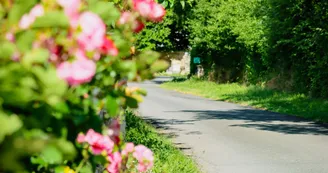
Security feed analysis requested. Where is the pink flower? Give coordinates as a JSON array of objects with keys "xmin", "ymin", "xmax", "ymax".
[
  {"xmin": 137, "ymin": 164, "xmax": 149, "ymax": 173},
  {"xmin": 74, "ymin": 49, "xmax": 87, "ymax": 60},
  {"xmin": 149, "ymin": 3, "xmax": 165, "ymax": 22},
  {"xmin": 5, "ymin": 32, "xmax": 15, "ymax": 42},
  {"xmin": 19, "ymin": 14, "xmax": 35, "ymax": 29},
  {"xmin": 107, "ymin": 152, "xmax": 122, "ymax": 173},
  {"xmin": 118, "ymin": 12, "xmax": 145, "ymax": 33},
  {"xmin": 132, "ymin": 20, "xmax": 145, "ymax": 33},
  {"xmin": 76, "ymin": 133, "xmax": 85, "ymax": 143},
  {"xmin": 83, "ymin": 129, "xmax": 114, "ymax": 155},
  {"xmin": 133, "ymin": 0, "xmax": 152, "ymax": 18},
  {"xmin": 132, "ymin": 0, "xmax": 166, "ymax": 22},
  {"xmin": 100, "ymin": 36, "xmax": 118, "ymax": 56},
  {"xmin": 57, "ymin": 0, "xmax": 80, "ymax": 27},
  {"xmin": 133, "ymin": 145, "xmax": 154, "ymax": 172},
  {"xmin": 29, "ymin": 4, "xmax": 44, "ymax": 18},
  {"xmin": 57, "ymin": 58, "xmax": 96, "ymax": 86},
  {"xmin": 77, "ymin": 12, "xmax": 106, "ymax": 51},
  {"xmin": 12, "ymin": 52, "xmax": 20, "ymax": 62},
  {"xmin": 118, "ymin": 12, "xmax": 133, "ymax": 25},
  {"xmin": 107, "ymin": 119, "xmax": 121, "ymax": 144},
  {"xmin": 122, "ymin": 143, "xmax": 135, "ymax": 156},
  {"xmin": 57, "ymin": 0, "xmax": 80, "ymax": 10},
  {"xmin": 19, "ymin": 4, "xmax": 44, "ymax": 29}
]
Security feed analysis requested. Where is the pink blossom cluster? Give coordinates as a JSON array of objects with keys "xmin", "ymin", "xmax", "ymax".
[
  {"xmin": 118, "ymin": 12, "xmax": 145, "ymax": 33},
  {"xmin": 133, "ymin": 145, "xmax": 154, "ymax": 172},
  {"xmin": 16, "ymin": 0, "xmax": 166, "ymax": 86},
  {"xmin": 118, "ymin": 0, "xmax": 166, "ymax": 33},
  {"xmin": 106, "ymin": 143, "xmax": 154, "ymax": 173},
  {"xmin": 17, "ymin": 0, "xmax": 118, "ymax": 86},
  {"xmin": 77, "ymin": 129, "xmax": 154, "ymax": 173},
  {"xmin": 132, "ymin": 0, "xmax": 166, "ymax": 22},
  {"xmin": 77, "ymin": 129, "xmax": 114, "ymax": 155},
  {"xmin": 56, "ymin": 0, "xmax": 118, "ymax": 85}
]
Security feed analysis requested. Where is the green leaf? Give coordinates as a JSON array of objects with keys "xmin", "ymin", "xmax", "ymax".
[
  {"xmin": 139, "ymin": 51, "xmax": 160, "ymax": 65},
  {"xmin": 54, "ymin": 166, "xmax": 65, "ymax": 173},
  {"xmin": 170, "ymin": 0, "xmax": 175, "ymax": 8},
  {"xmin": 47, "ymin": 96, "xmax": 62, "ymax": 107},
  {"xmin": 16, "ymin": 30, "xmax": 36, "ymax": 53},
  {"xmin": 150, "ymin": 60, "xmax": 169, "ymax": 73},
  {"xmin": 53, "ymin": 102, "xmax": 70, "ymax": 114},
  {"xmin": 22, "ymin": 49, "xmax": 49, "ymax": 67},
  {"xmin": 8, "ymin": 0, "xmax": 37, "ymax": 24},
  {"xmin": 88, "ymin": 1, "xmax": 120, "ymax": 24},
  {"xmin": 91, "ymin": 155, "xmax": 107, "ymax": 165},
  {"xmin": 0, "ymin": 41, "xmax": 16, "ymax": 60},
  {"xmin": 31, "ymin": 66, "xmax": 68, "ymax": 98},
  {"xmin": 80, "ymin": 162, "xmax": 93, "ymax": 173},
  {"xmin": 32, "ymin": 11, "xmax": 69, "ymax": 28},
  {"xmin": 41, "ymin": 146, "xmax": 63, "ymax": 165},
  {"xmin": 162, "ymin": 1, "xmax": 169, "ymax": 8},
  {"xmin": 31, "ymin": 156, "xmax": 48, "ymax": 169},
  {"xmin": 117, "ymin": 61, "xmax": 137, "ymax": 72},
  {"xmin": 0, "ymin": 112, "xmax": 23, "ymax": 143},
  {"xmin": 0, "ymin": 4, "xmax": 5, "ymax": 20},
  {"xmin": 126, "ymin": 97, "xmax": 138, "ymax": 108},
  {"xmin": 180, "ymin": 1, "xmax": 186, "ymax": 9},
  {"xmin": 106, "ymin": 95, "xmax": 119, "ymax": 116},
  {"xmin": 136, "ymin": 88, "xmax": 148, "ymax": 96},
  {"xmin": 53, "ymin": 139, "xmax": 77, "ymax": 161},
  {"xmin": 86, "ymin": 0, "xmax": 98, "ymax": 5}
]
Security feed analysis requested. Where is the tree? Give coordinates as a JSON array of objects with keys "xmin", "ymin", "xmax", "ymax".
[
  {"xmin": 136, "ymin": 0, "xmax": 194, "ymax": 51},
  {"xmin": 0, "ymin": 0, "xmax": 168, "ymax": 172}
]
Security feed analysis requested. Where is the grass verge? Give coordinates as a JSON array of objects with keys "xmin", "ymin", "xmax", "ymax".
[
  {"xmin": 125, "ymin": 111, "xmax": 200, "ymax": 173},
  {"xmin": 161, "ymin": 78, "xmax": 328, "ymax": 122}
]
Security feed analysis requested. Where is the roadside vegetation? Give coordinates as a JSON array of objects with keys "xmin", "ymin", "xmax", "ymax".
[
  {"xmin": 126, "ymin": 111, "xmax": 200, "ymax": 173},
  {"xmin": 155, "ymin": 72, "xmax": 188, "ymax": 78},
  {"xmin": 162, "ymin": 78, "xmax": 328, "ymax": 123},
  {"xmin": 187, "ymin": 0, "xmax": 328, "ymax": 99}
]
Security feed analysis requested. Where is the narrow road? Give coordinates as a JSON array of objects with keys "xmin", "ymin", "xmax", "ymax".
[{"xmin": 130, "ymin": 77, "xmax": 328, "ymax": 173}]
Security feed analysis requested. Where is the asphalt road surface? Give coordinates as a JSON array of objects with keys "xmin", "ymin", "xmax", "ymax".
[{"xmin": 130, "ymin": 77, "xmax": 328, "ymax": 173}]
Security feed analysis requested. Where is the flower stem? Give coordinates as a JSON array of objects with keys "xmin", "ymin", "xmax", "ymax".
[{"xmin": 75, "ymin": 156, "xmax": 88, "ymax": 173}]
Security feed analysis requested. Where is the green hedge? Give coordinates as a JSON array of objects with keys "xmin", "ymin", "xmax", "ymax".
[
  {"xmin": 187, "ymin": 0, "xmax": 328, "ymax": 98},
  {"xmin": 266, "ymin": 0, "xmax": 328, "ymax": 97}
]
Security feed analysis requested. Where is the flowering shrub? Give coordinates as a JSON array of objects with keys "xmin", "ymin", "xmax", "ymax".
[{"xmin": 0, "ymin": 0, "xmax": 167, "ymax": 172}]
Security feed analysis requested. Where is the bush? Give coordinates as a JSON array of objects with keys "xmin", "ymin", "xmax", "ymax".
[
  {"xmin": 266, "ymin": 0, "xmax": 328, "ymax": 98},
  {"xmin": 187, "ymin": 0, "xmax": 267, "ymax": 83},
  {"xmin": 0, "ymin": 0, "xmax": 168, "ymax": 172},
  {"xmin": 187, "ymin": 0, "xmax": 328, "ymax": 98}
]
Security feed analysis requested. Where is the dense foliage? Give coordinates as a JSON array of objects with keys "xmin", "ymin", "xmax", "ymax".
[
  {"xmin": 266, "ymin": 0, "xmax": 328, "ymax": 97},
  {"xmin": 135, "ymin": 0, "xmax": 193, "ymax": 51},
  {"xmin": 188, "ymin": 0, "xmax": 267, "ymax": 82},
  {"xmin": 187, "ymin": 0, "xmax": 328, "ymax": 98},
  {"xmin": 0, "ymin": 0, "xmax": 168, "ymax": 172}
]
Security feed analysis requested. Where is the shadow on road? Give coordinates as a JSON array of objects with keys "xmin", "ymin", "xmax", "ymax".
[
  {"xmin": 142, "ymin": 117, "xmax": 196, "ymax": 154},
  {"xmin": 168, "ymin": 109, "xmax": 328, "ymax": 136},
  {"xmin": 143, "ymin": 117, "xmax": 202, "ymax": 137},
  {"xmin": 150, "ymin": 76, "xmax": 188, "ymax": 84},
  {"xmin": 151, "ymin": 76, "xmax": 174, "ymax": 84}
]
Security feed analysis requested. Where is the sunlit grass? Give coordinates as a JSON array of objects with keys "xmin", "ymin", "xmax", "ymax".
[{"xmin": 125, "ymin": 111, "xmax": 200, "ymax": 173}]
